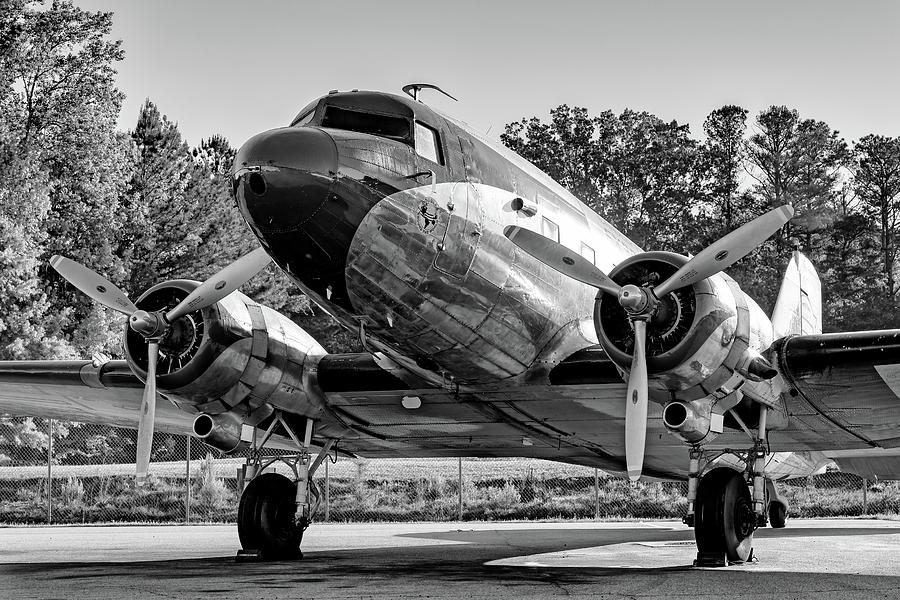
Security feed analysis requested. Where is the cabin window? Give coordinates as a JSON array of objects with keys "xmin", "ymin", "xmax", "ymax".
[
  {"xmin": 321, "ymin": 106, "xmax": 410, "ymax": 141},
  {"xmin": 541, "ymin": 217, "xmax": 559, "ymax": 242},
  {"xmin": 415, "ymin": 121, "xmax": 443, "ymax": 165},
  {"xmin": 581, "ymin": 243, "xmax": 595, "ymax": 265}
]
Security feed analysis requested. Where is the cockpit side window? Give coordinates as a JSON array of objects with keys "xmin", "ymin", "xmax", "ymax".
[
  {"xmin": 290, "ymin": 100, "xmax": 319, "ymax": 126},
  {"xmin": 321, "ymin": 106, "xmax": 410, "ymax": 141},
  {"xmin": 415, "ymin": 121, "xmax": 443, "ymax": 165},
  {"xmin": 293, "ymin": 109, "xmax": 316, "ymax": 127}
]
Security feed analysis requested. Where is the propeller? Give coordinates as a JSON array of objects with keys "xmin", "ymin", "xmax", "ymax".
[
  {"xmin": 625, "ymin": 319, "xmax": 648, "ymax": 480},
  {"xmin": 135, "ymin": 340, "xmax": 158, "ymax": 484},
  {"xmin": 504, "ymin": 226, "xmax": 622, "ymax": 296},
  {"xmin": 165, "ymin": 247, "xmax": 271, "ymax": 323},
  {"xmin": 51, "ymin": 248, "xmax": 272, "ymax": 483},
  {"xmin": 653, "ymin": 205, "xmax": 795, "ymax": 298},
  {"xmin": 49, "ymin": 256, "xmax": 138, "ymax": 315},
  {"xmin": 504, "ymin": 205, "xmax": 794, "ymax": 481}
]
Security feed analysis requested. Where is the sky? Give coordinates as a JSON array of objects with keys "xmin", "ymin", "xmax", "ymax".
[{"xmin": 76, "ymin": 0, "xmax": 900, "ymax": 149}]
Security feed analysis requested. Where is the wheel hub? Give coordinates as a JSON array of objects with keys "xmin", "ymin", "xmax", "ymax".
[{"xmin": 734, "ymin": 496, "xmax": 755, "ymax": 539}]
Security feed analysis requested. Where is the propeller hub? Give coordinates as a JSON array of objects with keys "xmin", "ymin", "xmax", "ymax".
[
  {"xmin": 129, "ymin": 310, "xmax": 168, "ymax": 338},
  {"xmin": 619, "ymin": 284, "xmax": 655, "ymax": 316}
]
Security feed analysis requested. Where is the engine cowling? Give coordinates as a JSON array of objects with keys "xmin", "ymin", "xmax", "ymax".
[
  {"xmin": 594, "ymin": 252, "xmax": 773, "ymax": 404},
  {"xmin": 123, "ymin": 280, "xmax": 327, "ymax": 425}
]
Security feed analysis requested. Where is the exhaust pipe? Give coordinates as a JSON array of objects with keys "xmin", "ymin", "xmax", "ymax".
[
  {"xmin": 193, "ymin": 412, "xmax": 248, "ymax": 454},
  {"xmin": 663, "ymin": 401, "xmax": 712, "ymax": 444}
]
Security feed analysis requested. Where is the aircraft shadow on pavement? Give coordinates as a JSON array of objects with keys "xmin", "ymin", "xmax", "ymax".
[
  {"xmin": 398, "ymin": 523, "xmax": 900, "ymax": 549},
  {"xmin": 6, "ymin": 538, "xmax": 900, "ymax": 599},
  {"xmin": 5, "ymin": 524, "xmax": 899, "ymax": 580}
]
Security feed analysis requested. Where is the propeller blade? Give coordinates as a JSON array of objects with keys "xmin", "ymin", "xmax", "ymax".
[
  {"xmin": 165, "ymin": 247, "xmax": 271, "ymax": 323},
  {"xmin": 49, "ymin": 255, "xmax": 138, "ymax": 315},
  {"xmin": 625, "ymin": 319, "xmax": 649, "ymax": 482},
  {"xmin": 654, "ymin": 205, "xmax": 795, "ymax": 298},
  {"xmin": 135, "ymin": 340, "xmax": 158, "ymax": 485},
  {"xmin": 504, "ymin": 225, "xmax": 622, "ymax": 296}
]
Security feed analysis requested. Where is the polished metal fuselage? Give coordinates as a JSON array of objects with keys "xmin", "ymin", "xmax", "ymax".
[
  {"xmin": 283, "ymin": 110, "xmax": 641, "ymax": 386},
  {"xmin": 230, "ymin": 91, "xmax": 817, "ymax": 478}
]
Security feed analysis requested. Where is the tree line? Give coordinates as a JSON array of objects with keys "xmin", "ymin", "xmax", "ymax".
[
  {"xmin": 503, "ymin": 105, "xmax": 900, "ymax": 331},
  {"xmin": 2, "ymin": 0, "xmax": 900, "ymax": 370},
  {"xmin": 0, "ymin": 0, "xmax": 356, "ymax": 367}
]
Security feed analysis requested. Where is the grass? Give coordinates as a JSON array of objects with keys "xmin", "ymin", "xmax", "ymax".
[{"xmin": 1, "ymin": 458, "xmax": 897, "ymax": 525}]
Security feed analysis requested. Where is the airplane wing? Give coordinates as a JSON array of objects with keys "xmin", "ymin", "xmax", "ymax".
[
  {"xmin": 775, "ymin": 329, "xmax": 900, "ymax": 478},
  {"xmin": 4, "ymin": 331, "xmax": 900, "ymax": 479},
  {"xmin": 0, "ymin": 360, "xmax": 192, "ymax": 434}
]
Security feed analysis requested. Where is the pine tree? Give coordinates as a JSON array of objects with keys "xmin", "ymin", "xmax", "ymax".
[
  {"xmin": 702, "ymin": 105, "xmax": 749, "ymax": 233},
  {"xmin": 123, "ymin": 100, "xmax": 199, "ymax": 294},
  {"xmin": 854, "ymin": 135, "xmax": 900, "ymax": 299}
]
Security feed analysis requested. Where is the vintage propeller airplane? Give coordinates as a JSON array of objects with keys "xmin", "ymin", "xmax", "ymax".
[{"xmin": 2, "ymin": 84, "xmax": 900, "ymax": 566}]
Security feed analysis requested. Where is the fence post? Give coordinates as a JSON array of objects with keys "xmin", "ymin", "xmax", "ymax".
[
  {"xmin": 185, "ymin": 435, "xmax": 191, "ymax": 523},
  {"xmin": 862, "ymin": 478, "xmax": 868, "ymax": 516},
  {"xmin": 458, "ymin": 457, "xmax": 463, "ymax": 521},
  {"xmin": 324, "ymin": 458, "xmax": 330, "ymax": 522},
  {"xmin": 46, "ymin": 418, "xmax": 53, "ymax": 524},
  {"xmin": 594, "ymin": 468, "xmax": 599, "ymax": 520}
]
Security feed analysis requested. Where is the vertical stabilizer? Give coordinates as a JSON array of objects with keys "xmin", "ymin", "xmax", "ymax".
[{"xmin": 771, "ymin": 251, "xmax": 822, "ymax": 337}]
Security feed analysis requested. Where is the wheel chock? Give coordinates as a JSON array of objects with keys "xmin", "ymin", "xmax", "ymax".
[
  {"xmin": 236, "ymin": 549, "xmax": 264, "ymax": 562},
  {"xmin": 693, "ymin": 551, "xmax": 727, "ymax": 567},
  {"xmin": 694, "ymin": 548, "xmax": 756, "ymax": 568},
  {"xmin": 235, "ymin": 548, "xmax": 304, "ymax": 562}
]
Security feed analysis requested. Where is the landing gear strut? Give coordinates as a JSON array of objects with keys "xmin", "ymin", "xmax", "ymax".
[
  {"xmin": 684, "ymin": 403, "xmax": 773, "ymax": 566},
  {"xmin": 236, "ymin": 412, "xmax": 334, "ymax": 561}
]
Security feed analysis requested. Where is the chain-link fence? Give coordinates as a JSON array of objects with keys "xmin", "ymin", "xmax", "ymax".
[{"xmin": 2, "ymin": 417, "xmax": 899, "ymax": 524}]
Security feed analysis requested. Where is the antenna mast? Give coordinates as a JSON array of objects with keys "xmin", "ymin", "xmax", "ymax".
[{"xmin": 402, "ymin": 83, "xmax": 458, "ymax": 103}]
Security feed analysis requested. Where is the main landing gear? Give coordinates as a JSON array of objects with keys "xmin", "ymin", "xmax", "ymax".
[
  {"xmin": 684, "ymin": 403, "xmax": 783, "ymax": 566},
  {"xmin": 236, "ymin": 412, "xmax": 334, "ymax": 561}
]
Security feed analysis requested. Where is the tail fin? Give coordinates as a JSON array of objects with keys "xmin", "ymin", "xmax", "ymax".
[{"xmin": 771, "ymin": 251, "xmax": 822, "ymax": 337}]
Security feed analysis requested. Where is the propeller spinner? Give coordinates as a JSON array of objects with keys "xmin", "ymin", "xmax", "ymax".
[
  {"xmin": 51, "ymin": 247, "xmax": 272, "ymax": 484},
  {"xmin": 504, "ymin": 204, "xmax": 794, "ymax": 481}
]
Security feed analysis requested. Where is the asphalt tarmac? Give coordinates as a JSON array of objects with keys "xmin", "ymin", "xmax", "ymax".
[{"xmin": 2, "ymin": 519, "xmax": 900, "ymax": 599}]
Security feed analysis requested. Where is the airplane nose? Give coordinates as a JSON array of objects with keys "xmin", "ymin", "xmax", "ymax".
[{"xmin": 233, "ymin": 127, "xmax": 338, "ymax": 232}]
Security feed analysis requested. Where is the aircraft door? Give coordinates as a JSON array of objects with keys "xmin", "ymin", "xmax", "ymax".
[{"xmin": 433, "ymin": 181, "xmax": 482, "ymax": 278}]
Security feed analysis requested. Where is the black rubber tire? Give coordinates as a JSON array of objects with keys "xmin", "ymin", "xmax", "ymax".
[
  {"xmin": 768, "ymin": 500, "xmax": 787, "ymax": 529},
  {"xmin": 238, "ymin": 472, "xmax": 302, "ymax": 560},
  {"xmin": 694, "ymin": 468, "xmax": 755, "ymax": 562}
]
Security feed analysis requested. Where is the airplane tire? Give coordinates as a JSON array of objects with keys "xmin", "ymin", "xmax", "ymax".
[
  {"xmin": 238, "ymin": 472, "xmax": 302, "ymax": 560},
  {"xmin": 694, "ymin": 468, "xmax": 755, "ymax": 562},
  {"xmin": 768, "ymin": 500, "xmax": 787, "ymax": 528}
]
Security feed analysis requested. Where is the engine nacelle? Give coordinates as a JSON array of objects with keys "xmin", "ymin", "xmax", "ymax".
[
  {"xmin": 594, "ymin": 252, "xmax": 773, "ymax": 403},
  {"xmin": 124, "ymin": 280, "xmax": 327, "ymax": 425}
]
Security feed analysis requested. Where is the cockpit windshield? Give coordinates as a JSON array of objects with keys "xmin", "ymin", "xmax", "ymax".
[{"xmin": 321, "ymin": 106, "xmax": 411, "ymax": 142}]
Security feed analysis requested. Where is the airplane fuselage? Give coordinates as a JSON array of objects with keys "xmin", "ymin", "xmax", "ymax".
[
  {"xmin": 233, "ymin": 90, "xmax": 780, "ymax": 412},
  {"xmin": 234, "ymin": 92, "xmax": 642, "ymax": 384}
]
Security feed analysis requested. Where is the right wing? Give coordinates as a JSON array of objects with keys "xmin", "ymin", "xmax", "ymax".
[
  {"xmin": 775, "ymin": 329, "xmax": 900, "ymax": 478},
  {"xmin": 0, "ymin": 359, "xmax": 193, "ymax": 434}
]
